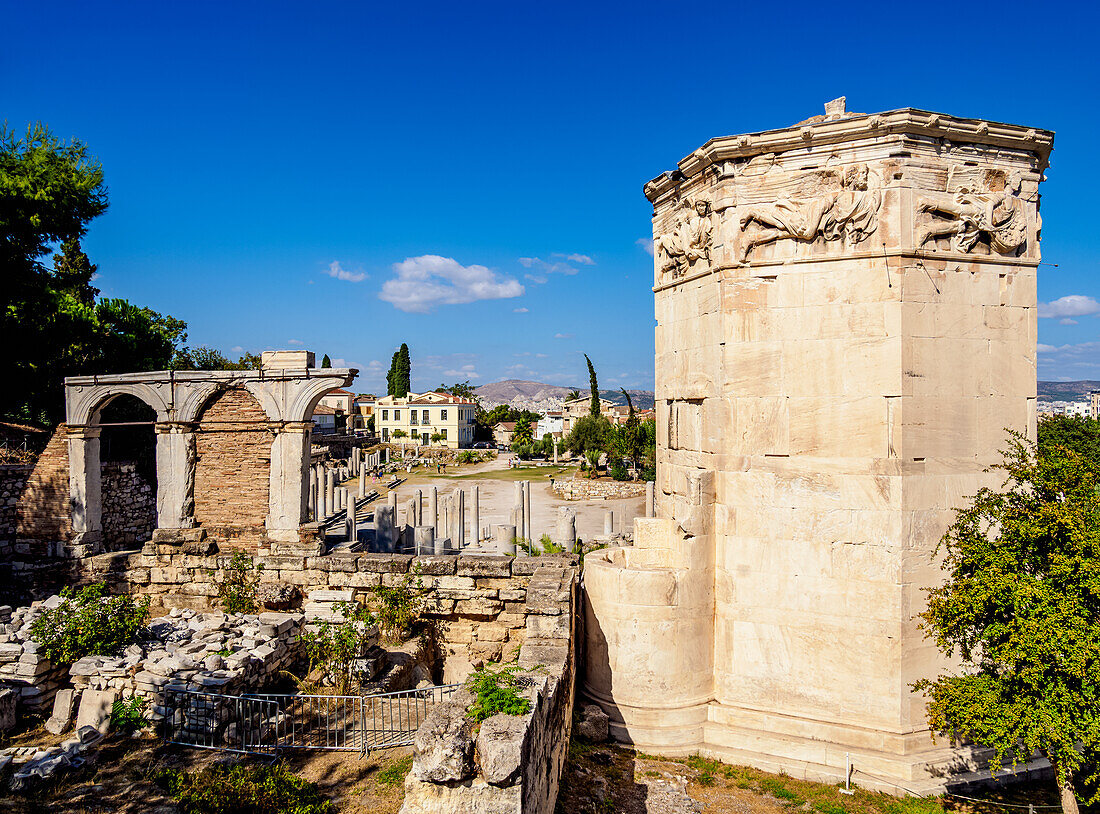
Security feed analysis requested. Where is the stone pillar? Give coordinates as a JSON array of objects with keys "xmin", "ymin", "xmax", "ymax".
[
  {"xmin": 359, "ymin": 471, "xmax": 366, "ymax": 499},
  {"xmin": 471, "ymin": 485, "xmax": 480, "ymax": 544},
  {"xmin": 553, "ymin": 439, "xmax": 559, "ymax": 465},
  {"xmin": 646, "ymin": 481, "xmax": 655, "ymax": 518},
  {"xmin": 375, "ymin": 505, "xmax": 396, "ymax": 553},
  {"xmin": 67, "ymin": 425, "xmax": 103, "ymax": 541},
  {"xmin": 414, "ymin": 489, "xmax": 423, "ymax": 526},
  {"xmin": 523, "ymin": 480, "xmax": 532, "ymax": 546},
  {"xmin": 513, "ymin": 482, "xmax": 525, "ymax": 542},
  {"xmin": 604, "ymin": 509, "xmax": 614, "ymax": 537},
  {"xmin": 433, "ymin": 526, "xmax": 446, "ymax": 556},
  {"xmin": 429, "ymin": 487, "xmax": 438, "ymax": 531},
  {"xmin": 453, "ymin": 489, "xmax": 465, "ymax": 549},
  {"xmin": 555, "ymin": 506, "xmax": 576, "ymax": 552},
  {"xmin": 348, "ymin": 496, "xmax": 358, "ymax": 545},
  {"xmin": 441, "ymin": 497, "xmax": 450, "ymax": 546},
  {"xmin": 414, "ymin": 526, "xmax": 435, "ymax": 556},
  {"xmin": 492, "ymin": 524, "xmax": 517, "ymax": 556},
  {"xmin": 406, "ymin": 498, "xmax": 417, "ymax": 532},
  {"xmin": 388, "ymin": 490, "xmax": 398, "ymax": 518},
  {"xmin": 325, "ymin": 469, "xmax": 335, "ymax": 518},
  {"xmin": 266, "ymin": 421, "xmax": 311, "ymax": 542},
  {"xmin": 153, "ymin": 422, "xmax": 196, "ymax": 529}
]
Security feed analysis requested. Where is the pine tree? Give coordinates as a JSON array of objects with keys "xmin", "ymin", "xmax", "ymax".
[{"xmin": 585, "ymin": 355, "xmax": 599, "ymax": 417}]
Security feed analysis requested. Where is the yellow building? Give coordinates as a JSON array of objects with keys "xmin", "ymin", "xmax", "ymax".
[{"xmin": 376, "ymin": 391, "xmax": 477, "ymax": 448}]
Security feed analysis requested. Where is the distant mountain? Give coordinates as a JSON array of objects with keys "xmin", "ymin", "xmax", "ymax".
[
  {"xmin": 1038, "ymin": 381, "xmax": 1100, "ymax": 402},
  {"xmin": 474, "ymin": 379, "xmax": 655, "ymax": 413}
]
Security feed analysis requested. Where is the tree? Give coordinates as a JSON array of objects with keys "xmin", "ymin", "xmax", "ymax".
[
  {"xmin": 511, "ymin": 416, "xmax": 534, "ymax": 447},
  {"xmin": 171, "ymin": 346, "xmax": 261, "ymax": 371},
  {"xmin": 1039, "ymin": 415, "xmax": 1100, "ymax": 475},
  {"xmin": 438, "ymin": 380, "xmax": 478, "ymax": 402},
  {"xmin": 566, "ymin": 390, "xmax": 581, "ymax": 401},
  {"xmin": 321, "ymin": 354, "xmax": 332, "ymax": 368},
  {"xmin": 565, "ymin": 413, "xmax": 611, "ymax": 457},
  {"xmin": 366, "ymin": 414, "xmax": 376, "ymax": 435},
  {"xmin": 611, "ymin": 388, "xmax": 642, "ymax": 471},
  {"xmin": 430, "ymin": 432, "xmax": 444, "ymax": 445},
  {"xmin": 914, "ymin": 433, "xmax": 1100, "ymax": 814},
  {"xmin": 1, "ymin": 123, "xmax": 187, "ymax": 424},
  {"xmin": 585, "ymin": 355, "xmax": 600, "ymax": 417},
  {"xmin": 392, "ymin": 429, "xmax": 407, "ymax": 439},
  {"xmin": 386, "ymin": 343, "xmax": 412, "ymax": 397}
]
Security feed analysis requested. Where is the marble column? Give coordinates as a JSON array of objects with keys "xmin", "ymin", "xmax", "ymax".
[
  {"xmin": 604, "ymin": 509, "xmax": 614, "ymax": 536},
  {"xmin": 325, "ymin": 469, "xmax": 336, "ymax": 518},
  {"xmin": 375, "ymin": 505, "xmax": 397, "ymax": 553},
  {"xmin": 492, "ymin": 524, "xmax": 517, "ymax": 556},
  {"xmin": 414, "ymin": 526, "xmax": 435, "ymax": 556},
  {"xmin": 646, "ymin": 481, "xmax": 654, "ymax": 518},
  {"xmin": 67, "ymin": 425, "xmax": 103, "ymax": 540},
  {"xmin": 266, "ymin": 421, "xmax": 311, "ymax": 542},
  {"xmin": 154, "ymin": 421, "xmax": 196, "ymax": 529},
  {"xmin": 471, "ymin": 485, "xmax": 480, "ymax": 545},
  {"xmin": 429, "ymin": 486, "xmax": 438, "ymax": 531},
  {"xmin": 513, "ymin": 482, "xmax": 525, "ymax": 542},
  {"xmin": 523, "ymin": 480, "xmax": 532, "ymax": 546}
]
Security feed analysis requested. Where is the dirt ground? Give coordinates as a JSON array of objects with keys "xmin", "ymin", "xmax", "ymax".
[{"xmin": 0, "ymin": 733, "xmax": 412, "ymax": 814}]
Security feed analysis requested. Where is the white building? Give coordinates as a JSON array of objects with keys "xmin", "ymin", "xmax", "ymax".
[{"xmin": 536, "ymin": 412, "xmax": 564, "ymax": 439}]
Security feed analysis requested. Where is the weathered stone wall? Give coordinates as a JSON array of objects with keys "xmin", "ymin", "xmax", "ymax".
[
  {"xmin": 14, "ymin": 425, "xmax": 71, "ymax": 551},
  {"xmin": 100, "ymin": 462, "xmax": 155, "ymax": 549},
  {"xmin": 0, "ymin": 465, "xmax": 32, "ymax": 556},
  {"xmin": 400, "ymin": 566, "xmax": 576, "ymax": 814},
  {"xmin": 193, "ymin": 388, "xmax": 272, "ymax": 548},
  {"xmin": 552, "ymin": 476, "xmax": 646, "ymax": 501},
  {"xmin": 75, "ymin": 549, "xmax": 578, "ymax": 686}
]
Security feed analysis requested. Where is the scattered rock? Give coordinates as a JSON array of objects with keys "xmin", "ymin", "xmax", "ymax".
[
  {"xmin": 75, "ymin": 690, "xmax": 116, "ymax": 734},
  {"xmin": 412, "ymin": 693, "xmax": 476, "ymax": 783},
  {"xmin": 0, "ymin": 687, "xmax": 17, "ymax": 733},
  {"xmin": 475, "ymin": 713, "xmax": 527, "ymax": 786},
  {"xmin": 575, "ymin": 704, "xmax": 609, "ymax": 742}
]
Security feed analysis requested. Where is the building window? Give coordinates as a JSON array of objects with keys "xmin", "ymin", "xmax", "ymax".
[
  {"xmin": 441, "ymin": 429, "xmax": 448, "ymax": 440},
  {"xmin": 410, "ymin": 412, "xmax": 418, "ymax": 425},
  {"xmin": 441, "ymin": 409, "xmax": 448, "ymax": 420},
  {"xmin": 382, "ymin": 409, "xmax": 388, "ymax": 421},
  {"xmin": 422, "ymin": 409, "xmax": 429, "ymax": 423},
  {"xmin": 394, "ymin": 410, "xmax": 400, "ymax": 421}
]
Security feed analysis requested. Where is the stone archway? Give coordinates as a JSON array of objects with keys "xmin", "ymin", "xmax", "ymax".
[{"xmin": 192, "ymin": 386, "xmax": 273, "ymax": 548}]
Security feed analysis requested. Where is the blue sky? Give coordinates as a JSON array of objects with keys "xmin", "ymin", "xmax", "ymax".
[{"xmin": 5, "ymin": 1, "xmax": 1098, "ymax": 390}]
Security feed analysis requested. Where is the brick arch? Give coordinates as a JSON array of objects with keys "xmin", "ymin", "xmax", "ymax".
[{"xmin": 192, "ymin": 386, "xmax": 273, "ymax": 548}]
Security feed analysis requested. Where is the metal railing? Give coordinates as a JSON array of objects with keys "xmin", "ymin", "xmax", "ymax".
[{"xmin": 164, "ymin": 684, "xmax": 461, "ymax": 757}]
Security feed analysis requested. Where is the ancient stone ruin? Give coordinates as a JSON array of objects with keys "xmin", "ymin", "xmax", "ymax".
[{"xmin": 584, "ymin": 100, "xmax": 1053, "ymax": 794}]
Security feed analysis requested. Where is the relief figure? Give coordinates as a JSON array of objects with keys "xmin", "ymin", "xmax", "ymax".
[
  {"xmin": 916, "ymin": 171, "xmax": 1026, "ymax": 255},
  {"xmin": 738, "ymin": 163, "xmax": 879, "ymax": 262},
  {"xmin": 655, "ymin": 197, "xmax": 715, "ymax": 279}
]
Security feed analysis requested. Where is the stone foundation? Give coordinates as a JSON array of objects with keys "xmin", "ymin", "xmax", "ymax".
[{"xmin": 551, "ymin": 477, "xmax": 646, "ymax": 501}]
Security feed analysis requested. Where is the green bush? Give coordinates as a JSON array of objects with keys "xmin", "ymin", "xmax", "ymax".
[
  {"xmin": 299, "ymin": 601, "xmax": 377, "ymax": 695},
  {"xmin": 111, "ymin": 694, "xmax": 147, "ymax": 733},
  {"xmin": 154, "ymin": 762, "xmax": 335, "ymax": 814},
  {"xmin": 371, "ymin": 568, "xmax": 425, "ymax": 643},
  {"xmin": 608, "ymin": 460, "xmax": 627, "ymax": 481},
  {"xmin": 466, "ymin": 663, "xmax": 532, "ymax": 723},
  {"xmin": 214, "ymin": 552, "xmax": 262, "ymax": 614},
  {"xmin": 29, "ymin": 582, "xmax": 149, "ymax": 666}
]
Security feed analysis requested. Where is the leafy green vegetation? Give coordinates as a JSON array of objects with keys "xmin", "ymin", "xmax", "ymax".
[
  {"xmin": 299, "ymin": 600, "xmax": 378, "ymax": 695},
  {"xmin": 466, "ymin": 663, "xmax": 532, "ymax": 723},
  {"xmin": 374, "ymin": 755, "xmax": 413, "ymax": 787},
  {"xmin": 1038, "ymin": 415, "xmax": 1100, "ymax": 476},
  {"xmin": 110, "ymin": 695, "xmax": 147, "ymax": 733},
  {"xmin": 915, "ymin": 432, "xmax": 1100, "ymax": 813},
  {"xmin": 1, "ymin": 123, "xmax": 190, "ymax": 425},
  {"xmin": 387, "ymin": 343, "xmax": 411, "ymax": 397},
  {"xmin": 154, "ymin": 762, "xmax": 335, "ymax": 814},
  {"xmin": 29, "ymin": 582, "xmax": 149, "ymax": 666},
  {"xmin": 213, "ymin": 552, "xmax": 263, "ymax": 614},
  {"xmin": 370, "ymin": 569, "xmax": 425, "ymax": 644}
]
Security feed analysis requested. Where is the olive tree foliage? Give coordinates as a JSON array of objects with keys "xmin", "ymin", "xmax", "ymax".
[
  {"xmin": 1, "ymin": 123, "xmax": 186, "ymax": 424},
  {"xmin": 914, "ymin": 433, "xmax": 1100, "ymax": 814}
]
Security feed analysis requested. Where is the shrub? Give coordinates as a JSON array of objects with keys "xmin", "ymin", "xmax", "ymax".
[
  {"xmin": 370, "ymin": 568, "xmax": 425, "ymax": 643},
  {"xmin": 640, "ymin": 464, "xmax": 656, "ymax": 482},
  {"xmin": 29, "ymin": 582, "xmax": 149, "ymax": 666},
  {"xmin": 213, "ymin": 552, "xmax": 262, "ymax": 614},
  {"xmin": 608, "ymin": 460, "xmax": 627, "ymax": 481},
  {"xmin": 299, "ymin": 601, "xmax": 377, "ymax": 695},
  {"xmin": 154, "ymin": 762, "xmax": 335, "ymax": 814},
  {"xmin": 111, "ymin": 695, "xmax": 147, "ymax": 733},
  {"xmin": 466, "ymin": 663, "xmax": 532, "ymax": 723},
  {"xmin": 584, "ymin": 449, "xmax": 601, "ymax": 478},
  {"xmin": 540, "ymin": 535, "xmax": 564, "ymax": 554}
]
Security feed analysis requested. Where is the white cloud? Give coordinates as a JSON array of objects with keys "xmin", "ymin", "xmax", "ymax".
[
  {"xmin": 1037, "ymin": 341, "xmax": 1100, "ymax": 378},
  {"xmin": 1038, "ymin": 295, "xmax": 1100, "ymax": 319},
  {"xmin": 379, "ymin": 255, "xmax": 523, "ymax": 313},
  {"xmin": 1037, "ymin": 344, "xmax": 1058, "ymax": 353},
  {"xmin": 1060, "ymin": 318, "xmax": 1079, "ymax": 326},
  {"xmin": 520, "ymin": 254, "xmax": 594, "ymax": 277},
  {"xmin": 524, "ymin": 273, "xmax": 548, "ymax": 284},
  {"xmin": 444, "ymin": 364, "xmax": 480, "ymax": 379},
  {"xmin": 554, "ymin": 333, "xmax": 573, "ymax": 339},
  {"xmin": 513, "ymin": 307, "xmax": 529, "ymax": 313},
  {"xmin": 231, "ymin": 345, "xmax": 244, "ymax": 353},
  {"xmin": 636, "ymin": 237, "xmax": 655, "ymax": 256},
  {"xmin": 287, "ymin": 339, "xmax": 304, "ymax": 346},
  {"xmin": 326, "ymin": 261, "xmax": 367, "ymax": 283}
]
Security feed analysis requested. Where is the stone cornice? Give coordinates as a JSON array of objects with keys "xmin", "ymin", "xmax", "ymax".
[
  {"xmin": 644, "ymin": 108, "xmax": 1055, "ymax": 202},
  {"xmin": 64, "ymin": 368, "xmax": 357, "ymax": 387}
]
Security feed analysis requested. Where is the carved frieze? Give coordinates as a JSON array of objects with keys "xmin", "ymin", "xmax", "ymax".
[
  {"xmin": 654, "ymin": 196, "xmax": 715, "ymax": 282},
  {"xmin": 916, "ymin": 166, "xmax": 1027, "ymax": 255},
  {"xmin": 737, "ymin": 163, "xmax": 881, "ymax": 262}
]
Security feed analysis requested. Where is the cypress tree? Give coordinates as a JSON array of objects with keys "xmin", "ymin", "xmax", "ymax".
[
  {"xmin": 386, "ymin": 350, "xmax": 399, "ymax": 396},
  {"xmin": 396, "ymin": 343, "xmax": 411, "ymax": 397},
  {"xmin": 585, "ymin": 354, "xmax": 599, "ymax": 417},
  {"xmin": 321, "ymin": 354, "xmax": 331, "ymax": 368}
]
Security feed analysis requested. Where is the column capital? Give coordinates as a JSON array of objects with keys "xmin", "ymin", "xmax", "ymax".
[
  {"xmin": 272, "ymin": 421, "xmax": 313, "ymax": 434},
  {"xmin": 67, "ymin": 425, "xmax": 102, "ymax": 440},
  {"xmin": 154, "ymin": 421, "xmax": 197, "ymax": 434}
]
